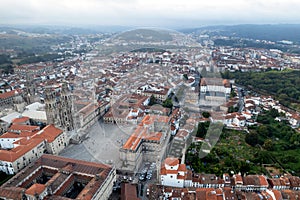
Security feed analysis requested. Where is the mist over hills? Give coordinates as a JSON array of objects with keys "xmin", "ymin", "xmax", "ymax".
[
  {"xmin": 180, "ymin": 24, "xmax": 300, "ymax": 43},
  {"xmin": 0, "ymin": 25, "xmax": 132, "ymax": 35},
  {"xmin": 1, "ymin": 24, "xmax": 300, "ymax": 43}
]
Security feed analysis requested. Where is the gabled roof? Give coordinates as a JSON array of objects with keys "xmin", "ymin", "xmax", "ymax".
[
  {"xmin": 0, "ymin": 138, "xmax": 44, "ymax": 162},
  {"xmin": 11, "ymin": 117, "xmax": 30, "ymax": 124},
  {"xmin": 8, "ymin": 124, "xmax": 40, "ymax": 133},
  {"xmin": 0, "ymin": 89, "xmax": 21, "ymax": 99},
  {"xmin": 34, "ymin": 124, "xmax": 63, "ymax": 143},
  {"xmin": 165, "ymin": 157, "xmax": 179, "ymax": 166},
  {"xmin": 25, "ymin": 183, "xmax": 46, "ymax": 196},
  {"xmin": 0, "ymin": 187, "xmax": 24, "ymax": 199}
]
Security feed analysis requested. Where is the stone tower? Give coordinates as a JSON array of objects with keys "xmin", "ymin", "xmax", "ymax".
[
  {"xmin": 24, "ymin": 72, "xmax": 35, "ymax": 104},
  {"xmin": 44, "ymin": 83, "xmax": 75, "ymax": 131},
  {"xmin": 44, "ymin": 86, "xmax": 59, "ymax": 126},
  {"xmin": 59, "ymin": 83, "xmax": 75, "ymax": 131}
]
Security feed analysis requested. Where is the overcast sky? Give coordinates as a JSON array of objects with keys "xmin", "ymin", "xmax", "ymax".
[{"xmin": 1, "ymin": 0, "xmax": 299, "ymax": 28}]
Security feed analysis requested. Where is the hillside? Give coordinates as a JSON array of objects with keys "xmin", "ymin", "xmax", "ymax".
[
  {"xmin": 180, "ymin": 24, "xmax": 300, "ymax": 43},
  {"xmin": 222, "ymin": 70, "xmax": 300, "ymax": 111},
  {"xmin": 113, "ymin": 28, "xmax": 175, "ymax": 42}
]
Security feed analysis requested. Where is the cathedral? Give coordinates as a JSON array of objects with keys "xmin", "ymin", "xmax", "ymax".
[{"xmin": 44, "ymin": 83, "xmax": 75, "ymax": 131}]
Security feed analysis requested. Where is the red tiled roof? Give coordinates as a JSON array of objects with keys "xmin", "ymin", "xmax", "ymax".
[
  {"xmin": 0, "ymin": 130, "xmax": 38, "ymax": 138},
  {"xmin": 0, "ymin": 89, "xmax": 21, "ymax": 99},
  {"xmin": 122, "ymin": 115, "xmax": 169, "ymax": 150},
  {"xmin": 0, "ymin": 187, "xmax": 24, "ymax": 199},
  {"xmin": 196, "ymin": 188, "xmax": 217, "ymax": 200},
  {"xmin": 11, "ymin": 117, "xmax": 30, "ymax": 124},
  {"xmin": 259, "ymin": 176, "xmax": 268, "ymax": 186},
  {"xmin": 33, "ymin": 124, "xmax": 63, "ymax": 143},
  {"xmin": 121, "ymin": 183, "xmax": 141, "ymax": 200},
  {"xmin": 177, "ymin": 164, "xmax": 187, "ymax": 171},
  {"xmin": 1, "ymin": 154, "xmax": 114, "ymax": 200},
  {"xmin": 0, "ymin": 138, "xmax": 44, "ymax": 162},
  {"xmin": 8, "ymin": 124, "xmax": 40, "ymax": 133},
  {"xmin": 272, "ymin": 190, "xmax": 283, "ymax": 200},
  {"xmin": 234, "ymin": 174, "xmax": 243, "ymax": 184},
  {"xmin": 25, "ymin": 183, "xmax": 46, "ymax": 196},
  {"xmin": 165, "ymin": 157, "xmax": 179, "ymax": 166}
]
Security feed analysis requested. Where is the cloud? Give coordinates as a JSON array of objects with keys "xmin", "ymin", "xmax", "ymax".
[{"xmin": 0, "ymin": 0, "xmax": 300, "ymax": 26}]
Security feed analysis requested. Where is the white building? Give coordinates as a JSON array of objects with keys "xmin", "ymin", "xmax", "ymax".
[
  {"xmin": 160, "ymin": 157, "xmax": 187, "ymax": 188},
  {"xmin": 0, "ymin": 123, "xmax": 67, "ymax": 175},
  {"xmin": 200, "ymin": 78, "xmax": 231, "ymax": 94}
]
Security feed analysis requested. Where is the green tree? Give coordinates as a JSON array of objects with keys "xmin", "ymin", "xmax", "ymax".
[
  {"xmin": 230, "ymin": 89, "xmax": 237, "ymax": 98},
  {"xmin": 257, "ymin": 125, "xmax": 269, "ymax": 138},
  {"xmin": 196, "ymin": 121, "xmax": 210, "ymax": 138},
  {"xmin": 263, "ymin": 139, "xmax": 274, "ymax": 151},
  {"xmin": 245, "ymin": 132, "xmax": 259, "ymax": 147},
  {"xmin": 148, "ymin": 95, "xmax": 156, "ymax": 106},
  {"xmin": 183, "ymin": 74, "xmax": 188, "ymax": 80},
  {"xmin": 162, "ymin": 98, "xmax": 173, "ymax": 108},
  {"xmin": 269, "ymin": 108, "xmax": 280, "ymax": 118},
  {"xmin": 202, "ymin": 112, "xmax": 210, "ymax": 118},
  {"xmin": 228, "ymin": 106, "xmax": 239, "ymax": 113}
]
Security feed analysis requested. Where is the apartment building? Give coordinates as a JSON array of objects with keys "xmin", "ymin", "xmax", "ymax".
[{"xmin": 0, "ymin": 123, "xmax": 67, "ymax": 175}]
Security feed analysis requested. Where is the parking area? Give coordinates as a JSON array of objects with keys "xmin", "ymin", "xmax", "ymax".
[
  {"xmin": 109, "ymin": 161, "xmax": 157, "ymax": 199},
  {"xmin": 137, "ymin": 162, "xmax": 157, "ymax": 182}
]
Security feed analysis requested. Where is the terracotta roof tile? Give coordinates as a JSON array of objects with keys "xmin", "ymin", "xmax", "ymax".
[
  {"xmin": 0, "ymin": 138, "xmax": 44, "ymax": 162},
  {"xmin": 25, "ymin": 183, "xmax": 46, "ymax": 196},
  {"xmin": 0, "ymin": 187, "xmax": 24, "ymax": 199},
  {"xmin": 165, "ymin": 157, "xmax": 179, "ymax": 166},
  {"xmin": 11, "ymin": 117, "xmax": 30, "ymax": 124},
  {"xmin": 122, "ymin": 115, "xmax": 169, "ymax": 150},
  {"xmin": 33, "ymin": 124, "xmax": 63, "ymax": 143},
  {"xmin": 0, "ymin": 89, "xmax": 21, "ymax": 99},
  {"xmin": 8, "ymin": 124, "xmax": 40, "ymax": 133}
]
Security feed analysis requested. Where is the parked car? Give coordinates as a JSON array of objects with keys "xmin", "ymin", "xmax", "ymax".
[
  {"xmin": 139, "ymin": 174, "xmax": 145, "ymax": 181},
  {"xmin": 146, "ymin": 174, "xmax": 152, "ymax": 180}
]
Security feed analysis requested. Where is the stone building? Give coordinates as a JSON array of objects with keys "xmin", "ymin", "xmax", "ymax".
[
  {"xmin": 119, "ymin": 115, "xmax": 171, "ymax": 172},
  {"xmin": 0, "ymin": 154, "xmax": 116, "ymax": 200},
  {"xmin": 44, "ymin": 83, "xmax": 75, "ymax": 132}
]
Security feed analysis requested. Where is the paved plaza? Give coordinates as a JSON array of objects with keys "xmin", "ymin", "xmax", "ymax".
[{"xmin": 60, "ymin": 121, "xmax": 135, "ymax": 168}]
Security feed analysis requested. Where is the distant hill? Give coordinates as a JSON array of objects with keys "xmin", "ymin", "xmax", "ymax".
[
  {"xmin": 180, "ymin": 24, "xmax": 300, "ymax": 43},
  {"xmin": 0, "ymin": 25, "xmax": 132, "ymax": 35},
  {"xmin": 113, "ymin": 28, "xmax": 176, "ymax": 42},
  {"xmin": 130, "ymin": 47, "xmax": 166, "ymax": 53}
]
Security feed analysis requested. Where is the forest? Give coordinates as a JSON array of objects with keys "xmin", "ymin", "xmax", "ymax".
[{"xmin": 222, "ymin": 69, "xmax": 300, "ymax": 111}]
